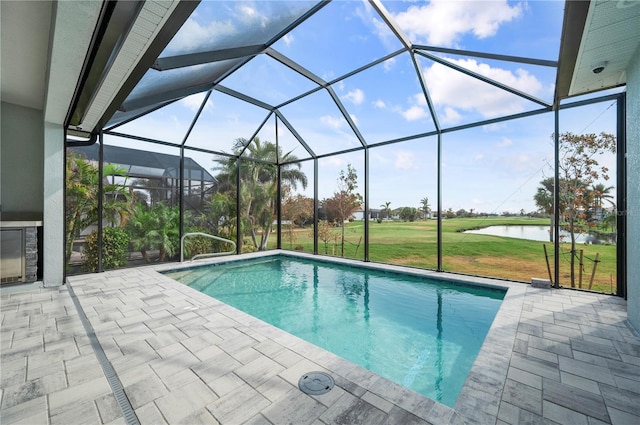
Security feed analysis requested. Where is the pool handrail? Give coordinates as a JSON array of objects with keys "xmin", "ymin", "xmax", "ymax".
[{"xmin": 180, "ymin": 232, "xmax": 237, "ymax": 262}]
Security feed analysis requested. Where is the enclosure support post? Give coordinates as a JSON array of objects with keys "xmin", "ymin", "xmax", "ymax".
[
  {"xmin": 97, "ymin": 132, "xmax": 104, "ymax": 273},
  {"xmin": 313, "ymin": 159, "xmax": 319, "ymax": 255},
  {"xmin": 277, "ymin": 166, "xmax": 282, "ymax": 250},
  {"xmin": 364, "ymin": 148, "xmax": 370, "ymax": 262},
  {"xmin": 179, "ymin": 146, "xmax": 185, "ymax": 261},
  {"xmin": 616, "ymin": 94, "xmax": 626, "ymax": 298},
  {"xmin": 236, "ymin": 158, "xmax": 242, "ymax": 254},
  {"xmin": 553, "ymin": 108, "xmax": 560, "ymax": 288},
  {"xmin": 437, "ymin": 132, "xmax": 443, "ymax": 272}
]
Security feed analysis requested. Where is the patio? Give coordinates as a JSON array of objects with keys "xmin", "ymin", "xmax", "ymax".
[{"xmin": 1, "ymin": 252, "xmax": 638, "ymax": 425}]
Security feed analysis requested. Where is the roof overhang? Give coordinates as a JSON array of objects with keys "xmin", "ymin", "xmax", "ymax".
[
  {"xmin": 67, "ymin": 0, "xmax": 198, "ymax": 135},
  {"xmin": 555, "ymin": 0, "xmax": 640, "ymax": 104}
]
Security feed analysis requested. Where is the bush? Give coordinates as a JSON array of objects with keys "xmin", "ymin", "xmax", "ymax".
[
  {"xmin": 83, "ymin": 227, "xmax": 129, "ymax": 272},
  {"xmin": 241, "ymin": 240, "xmax": 257, "ymax": 253},
  {"xmin": 183, "ymin": 235, "xmax": 214, "ymax": 259}
]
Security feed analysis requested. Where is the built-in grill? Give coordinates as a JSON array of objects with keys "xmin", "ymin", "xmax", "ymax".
[{"xmin": 1, "ymin": 214, "xmax": 42, "ymax": 284}]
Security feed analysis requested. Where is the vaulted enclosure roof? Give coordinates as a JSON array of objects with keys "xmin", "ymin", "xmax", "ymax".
[{"xmin": 68, "ymin": 0, "xmax": 637, "ymax": 160}]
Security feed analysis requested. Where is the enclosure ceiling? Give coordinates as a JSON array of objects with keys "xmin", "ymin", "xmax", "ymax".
[{"xmin": 91, "ymin": 0, "xmax": 627, "ymax": 161}]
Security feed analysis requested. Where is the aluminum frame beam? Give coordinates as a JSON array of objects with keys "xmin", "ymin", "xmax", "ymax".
[
  {"xmin": 274, "ymin": 110, "xmax": 317, "ymax": 159},
  {"xmin": 214, "ymin": 85, "xmax": 274, "ymax": 111},
  {"xmin": 413, "ymin": 45, "xmax": 558, "ymax": 68},
  {"xmin": 415, "ymin": 50, "xmax": 552, "ymax": 108},
  {"xmin": 153, "ymin": 44, "xmax": 266, "ymax": 71}
]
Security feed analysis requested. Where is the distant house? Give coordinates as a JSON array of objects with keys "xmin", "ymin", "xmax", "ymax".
[{"xmin": 352, "ymin": 209, "xmax": 381, "ymax": 221}]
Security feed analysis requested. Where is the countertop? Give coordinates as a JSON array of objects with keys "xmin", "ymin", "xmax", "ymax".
[{"xmin": 0, "ymin": 213, "xmax": 43, "ymax": 228}]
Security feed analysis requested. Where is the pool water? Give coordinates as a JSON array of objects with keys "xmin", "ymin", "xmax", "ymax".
[{"xmin": 166, "ymin": 256, "xmax": 505, "ymax": 406}]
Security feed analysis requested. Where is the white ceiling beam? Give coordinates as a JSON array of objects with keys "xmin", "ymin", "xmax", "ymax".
[{"xmin": 44, "ymin": 1, "xmax": 102, "ymax": 125}]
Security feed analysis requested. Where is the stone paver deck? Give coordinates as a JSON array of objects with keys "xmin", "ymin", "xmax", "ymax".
[{"xmin": 2, "ymin": 251, "xmax": 639, "ymax": 425}]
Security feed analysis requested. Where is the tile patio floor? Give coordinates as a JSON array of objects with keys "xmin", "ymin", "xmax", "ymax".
[{"xmin": 1, "ymin": 251, "xmax": 639, "ymax": 425}]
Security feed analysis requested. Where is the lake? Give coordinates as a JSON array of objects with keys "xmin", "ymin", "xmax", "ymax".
[{"xmin": 464, "ymin": 225, "xmax": 613, "ymax": 244}]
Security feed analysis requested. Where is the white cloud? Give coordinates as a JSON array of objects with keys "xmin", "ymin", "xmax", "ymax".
[
  {"xmin": 482, "ymin": 122, "xmax": 507, "ymax": 132},
  {"xmin": 350, "ymin": 114, "xmax": 359, "ymax": 125},
  {"xmin": 496, "ymin": 137, "xmax": 513, "ymax": 148},
  {"xmin": 373, "ymin": 99, "xmax": 386, "ymax": 109},
  {"xmin": 343, "ymin": 88, "xmax": 365, "ymax": 105},
  {"xmin": 180, "ymin": 92, "xmax": 213, "ymax": 112},
  {"xmin": 412, "ymin": 93, "xmax": 428, "ymax": 107},
  {"xmin": 395, "ymin": 150, "xmax": 418, "ymax": 170},
  {"xmin": 239, "ymin": 5, "xmax": 257, "ymax": 20},
  {"xmin": 384, "ymin": 57, "xmax": 396, "ymax": 72},
  {"xmin": 165, "ymin": 18, "xmax": 236, "ymax": 54},
  {"xmin": 283, "ymin": 33, "xmax": 294, "ymax": 46},
  {"xmin": 441, "ymin": 107, "xmax": 462, "ymax": 125},
  {"xmin": 392, "ymin": 0, "xmax": 523, "ymax": 46},
  {"xmin": 320, "ymin": 115, "xmax": 345, "ymax": 130},
  {"xmin": 423, "ymin": 57, "xmax": 543, "ymax": 121},
  {"xmin": 401, "ymin": 106, "xmax": 428, "ymax": 121}
]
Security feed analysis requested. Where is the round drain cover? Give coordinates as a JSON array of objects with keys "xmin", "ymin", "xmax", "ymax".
[{"xmin": 298, "ymin": 371, "xmax": 334, "ymax": 395}]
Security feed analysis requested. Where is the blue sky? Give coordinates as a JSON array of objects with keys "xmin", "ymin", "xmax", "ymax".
[{"xmin": 110, "ymin": 0, "xmax": 620, "ymax": 214}]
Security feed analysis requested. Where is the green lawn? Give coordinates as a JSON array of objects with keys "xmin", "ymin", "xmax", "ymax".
[{"xmin": 272, "ymin": 217, "xmax": 617, "ymax": 294}]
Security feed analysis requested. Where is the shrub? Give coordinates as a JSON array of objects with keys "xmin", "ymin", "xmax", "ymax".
[
  {"xmin": 183, "ymin": 235, "xmax": 214, "ymax": 259},
  {"xmin": 241, "ymin": 241, "xmax": 257, "ymax": 253},
  {"xmin": 83, "ymin": 227, "xmax": 129, "ymax": 272}
]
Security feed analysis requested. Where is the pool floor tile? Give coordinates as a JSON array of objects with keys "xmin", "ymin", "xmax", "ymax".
[{"xmin": 2, "ymin": 252, "xmax": 640, "ymax": 425}]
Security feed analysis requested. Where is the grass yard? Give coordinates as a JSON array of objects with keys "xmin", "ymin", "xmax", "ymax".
[{"xmin": 274, "ymin": 217, "xmax": 618, "ymax": 294}]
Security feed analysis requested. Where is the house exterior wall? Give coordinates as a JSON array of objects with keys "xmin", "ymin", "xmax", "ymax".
[
  {"xmin": 0, "ymin": 102, "xmax": 44, "ymax": 214},
  {"xmin": 626, "ymin": 45, "xmax": 640, "ymax": 332}
]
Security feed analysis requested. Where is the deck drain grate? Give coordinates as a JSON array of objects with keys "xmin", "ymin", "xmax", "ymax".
[{"xmin": 298, "ymin": 371, "xmax": 334, "ymax": 395}]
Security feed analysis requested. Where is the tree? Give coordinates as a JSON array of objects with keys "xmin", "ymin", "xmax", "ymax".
[
  {"xmin": 380, "ymin": 201, "xmax": 391, "ymax": 221},
  {"xmin": 282, "ymin": 193, "xmax": 314, "ymax": 227},
  {"xmin": 324, "ymin": 164, "xmax": 362, "ymax": 257},
  {"xmin": 589, "ymin": 183, "xmax": 615, "ymax": 223},
  {"xmin": 420, "ymin": 197, "xmax": 431, "ymax": 218},
  {"xmin": 212, "ymin": 137, "xmax": 307, "ymax": 251},
  {"xmin": 125, "ymin": 202, "xmax": 180, "ymax": 262},
  {"xmin": 534, "ymin": 177, "xmax": 556, "ymax": 242},
  {"xmin": 282, "ymin": 193, "xmax": 314, "ymax": 248},
  {"xmin": 399, "ymin": 207, "xmax": 419, "ymax": 222},
  {"xmin": 557, "ymin": 132, "xmax": 616, "ymax": 287},
  {"xmin": 65, "ymin": 151, "xmax": 129, "ymax": 265}
]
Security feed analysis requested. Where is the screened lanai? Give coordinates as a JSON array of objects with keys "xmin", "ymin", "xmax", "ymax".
[{"xmin": 65, "ymin": 0, "xmax": 629, "ymax": 296}]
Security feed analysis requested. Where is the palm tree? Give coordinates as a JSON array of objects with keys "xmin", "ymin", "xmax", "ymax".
[
  {"xmin": 212, "ymin": 137, "xmax": 307, "ymax": 251},
  {"xmin": 125, "ymin": 202, "xmax": 180, "ymax": 262},
  {"xmin": 380, "ymin": 201, "xmax": 391, "ymax": 221},
  {"xmin": 590, "ymin": 183, "xmax": 615, "ymax": 221},
  {"xmin": 420, "ymin": 197, "xmax": 430, "ymax": 219},
  {"xmin": 65, "ymin": 151, "xmax": 130, "ymax": 265}
]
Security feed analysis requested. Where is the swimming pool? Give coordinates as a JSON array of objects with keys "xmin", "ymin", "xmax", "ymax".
[{"xmin": 166, "ymin": 255, "xmax": 505, "ymax": 407}]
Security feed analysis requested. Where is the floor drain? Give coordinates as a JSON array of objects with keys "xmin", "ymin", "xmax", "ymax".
[{"xmin": 298, "ymin": 371, "xmax": 334, "ymax": 395}]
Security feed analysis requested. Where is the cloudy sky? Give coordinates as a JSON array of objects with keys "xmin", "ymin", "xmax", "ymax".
[{"xmin": 110, "ymin": 0, "xmax": 620, "ymax": 214}]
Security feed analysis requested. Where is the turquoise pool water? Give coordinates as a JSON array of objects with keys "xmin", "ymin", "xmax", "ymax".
[{"xmin": 166, "ymin": 256, "xmax": 505, "ymax": 406}]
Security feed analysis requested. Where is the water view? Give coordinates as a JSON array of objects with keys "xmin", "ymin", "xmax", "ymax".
[{"xmin": 464, "ymin": 225, "xmax": 614, "ymax": 245}]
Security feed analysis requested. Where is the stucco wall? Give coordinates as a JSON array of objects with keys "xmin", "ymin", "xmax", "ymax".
[
  {"xmin": 43, "ymin": 122, "xmax": 65, "ymax": 286},
  {"xmin": 0, "ymin": 102, "xmax": 44, "ymax": 215},
  {"xmin": 626, "ymin": 45, "xmax": 640, "ymax": 332}
]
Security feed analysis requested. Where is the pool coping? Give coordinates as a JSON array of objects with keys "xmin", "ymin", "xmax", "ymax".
[{"xmin": 153, "ymin": 250, "xmax": 526, "ymax": 423}]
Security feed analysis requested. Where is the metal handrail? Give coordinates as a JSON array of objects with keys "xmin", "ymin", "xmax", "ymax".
[{"xmin": 180, "ymin": 232, "xmax": 237, "ymax": 262}]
